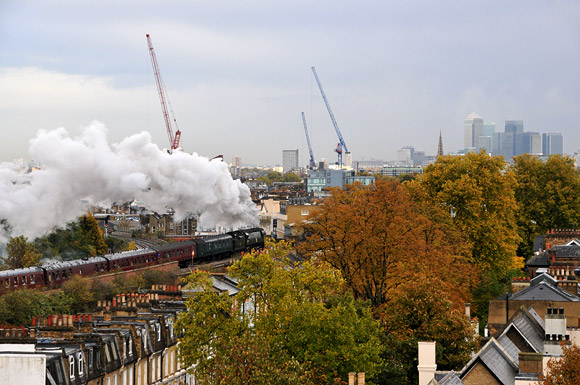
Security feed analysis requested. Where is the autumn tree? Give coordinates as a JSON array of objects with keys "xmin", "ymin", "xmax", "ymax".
[
  {"xmin": 539, "ymin": 342, "xmax": 580, "ymax": 385},
  {"xmin": 413, "ymin": 151, "xmax": 521, "ymax": 323},
  {"xmin": 176, "ymin": 241, "xmax": 383, "ymax": 385},
  {"xmin": 2, "ymin": 235, "xmax": 42, "ymax": 269},
  {"xmin": 511, "ymin": 154, "xmax": 580, "ymax": 258},
  {"xmin": 381, "ymin": 279, "xmax": 477, "ymax": 385},
  {"xmin": 61, "ymin": 275, "xmax": 96, "ymax": 313},
  {"xmin": 79, "ymin": 212, "xmax": 108, "ymax": 256},
  {"xmin": 298, "ymin": 179, "xmax": 475, "ymax": 311}
]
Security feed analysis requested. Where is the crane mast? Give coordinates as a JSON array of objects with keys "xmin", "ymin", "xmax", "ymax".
[
  {"xmin": 301, "ymin": 112, "xmax": 316, "ymax": 170},
  {"xmin": 146, "ymin": 34, "xmax": 181, "ymax": 152},
  {"xmin": 311, "ymin": 66, "xmax": 349, "ymax": 168}
]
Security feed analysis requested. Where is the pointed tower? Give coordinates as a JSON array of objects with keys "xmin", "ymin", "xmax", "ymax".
[{"xmin": 437, "ymin": 130, "xmax": 444, "ymax": 157}]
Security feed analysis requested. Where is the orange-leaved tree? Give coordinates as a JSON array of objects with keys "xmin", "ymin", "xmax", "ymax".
[
  {"xmin": 298, "ymin": 179, "xmax": 475, "ymax": 311},
  {"xmin": 539, "ymin": 342, "xmax": 580, "ymax": 385}
]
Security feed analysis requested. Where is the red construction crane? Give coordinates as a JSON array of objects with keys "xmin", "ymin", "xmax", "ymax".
[{"xmin": 146, "ymin": 34, "xmax": 181, "ymax": 152}]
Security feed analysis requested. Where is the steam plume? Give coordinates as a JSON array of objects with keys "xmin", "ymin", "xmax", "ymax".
[{"xmin": 0, "ymin": 121, "xmax": 258, "ymax": 243}]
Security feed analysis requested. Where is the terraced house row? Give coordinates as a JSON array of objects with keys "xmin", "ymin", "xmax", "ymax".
[{"xmin": 0, "ymin": 285, "xmax": 192, "ymax": 385}]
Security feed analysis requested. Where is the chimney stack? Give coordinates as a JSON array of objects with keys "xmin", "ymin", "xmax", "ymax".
[{"xmin": 418, "ymin": 341, "xmax": 437, "ymax": 385}]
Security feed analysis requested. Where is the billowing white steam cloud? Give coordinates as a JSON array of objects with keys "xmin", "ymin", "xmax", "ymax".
[{"xmin": 0, "ymin": 121, "xmax": 258, "ymax": 243}]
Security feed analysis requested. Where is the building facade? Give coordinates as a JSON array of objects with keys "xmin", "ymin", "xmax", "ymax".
[
  {"xmin": 464, "ymin": 112, "xmax": 484, "ymax": 151},
  {"xmin": 282, "ymin": 150, "xmax": 299, "ymax": 173}
]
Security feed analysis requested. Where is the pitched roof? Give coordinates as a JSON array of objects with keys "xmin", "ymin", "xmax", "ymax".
[
  {"xmin": 510, "ymin": 276, "xmax": 580, "ymax": 302},
  {"xmin": 460, "ymin": 338, "xmax": 518, "ymax": 385}
]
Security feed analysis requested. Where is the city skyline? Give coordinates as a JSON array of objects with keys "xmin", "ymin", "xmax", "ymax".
[{"xmin": 1, "ymin": 1, "xmax": 579, "ymax": 167}]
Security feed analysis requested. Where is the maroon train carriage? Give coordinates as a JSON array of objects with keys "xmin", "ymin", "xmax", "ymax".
[
  {"xmin": 104, "ymin": 247, "xmax": 158, "ymax": 271},
  {"xmin": 0, "ymin": 266, "xmax": 46, "ymax": 290},
  {"xmin": 151, "ymin": 240, "xmax": 196, "ymax": 268},
  {"xmin": 43, "ymin": 256, "xmax": 109, "ymax": 287}
]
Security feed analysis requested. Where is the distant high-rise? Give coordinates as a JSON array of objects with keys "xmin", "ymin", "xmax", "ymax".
[
  {"xmin": 230, "ymin": 155, "xmax": 242, "ymax": 178},
  {"xmin": 437, "ymin": 131, "xmax": 444, "ymax": 157},
  {"xmin": 464, "ymin": 112, "xmax": 484, "ymax": 150},
  {"xmin": 482, "ymin": 122, "xmax": 496, "ymax": 154},
  {"xmin": 282, "ymin": 149, "xmax": 299, "ymax": 173},
  {"xmin": 543, "ymin": 133, "xmax": 564, "ymax": 155}
]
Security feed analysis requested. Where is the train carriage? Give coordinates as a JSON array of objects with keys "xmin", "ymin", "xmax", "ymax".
[
  {"xmin": 0, "ymin": 228, "xmax": 266, "ymax": 291},
  {"xmin": 194, "ymin": 234, "xmax": 234, "ymax": 263},
  {"xmin": 105, "ymin": 248, "xmax": 157, "ymax": 271},
  {"xmin": 0, "ymin": 266, "xmax": 46, "ymax": 290},
  {"xmin": 153, "ymin": 240, "xmax": 196, "ymax": 268},
  {"xmin": 43, "ymin": 257, "xmax": 109, "ymax": 287}
]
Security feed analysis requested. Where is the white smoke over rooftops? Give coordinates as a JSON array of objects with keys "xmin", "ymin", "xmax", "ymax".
[{"xmin": 0, "ymin": 121, "xmax": 258, "ymax": 243}]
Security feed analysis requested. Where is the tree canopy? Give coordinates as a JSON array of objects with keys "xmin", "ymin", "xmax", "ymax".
[
  {"xmin": 176, "ymin": 241, "xmax": 383, "ymax": 385},
  {"xmin": 1, "ymin": 235, "xmax": 42, "ymax": 269},
  {"xmin": 298, "ymin": 179, "xmax": 475, "ymax": 311},
  {"xmin": 540, "ymin": 342, "xmax": 580, "ymax": 385},
  {"xmin": 511, "ymin": 154, "xmax": 580, "ymax": 258}
]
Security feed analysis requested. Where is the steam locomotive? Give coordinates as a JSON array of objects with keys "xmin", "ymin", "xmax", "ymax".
[{"xmin": 0, "ymin": 227, "xmax": 265, "ymax": 291}]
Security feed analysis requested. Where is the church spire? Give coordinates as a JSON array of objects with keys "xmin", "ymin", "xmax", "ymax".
[{"xmin": 437, "ymin": 130, "xmax": 444, "ymax": 157}]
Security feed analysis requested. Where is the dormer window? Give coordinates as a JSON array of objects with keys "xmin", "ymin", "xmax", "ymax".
[
  {"xmin": 69, "ymin": 355, "xmax": 75, "ymax": 379},
  {"xmin": 128, "ymin": 336, "xmax": 133, "ymax": 355},
  {"xmin": 77, "ymin": 352, "xmax": 85, "ymax": 375}
]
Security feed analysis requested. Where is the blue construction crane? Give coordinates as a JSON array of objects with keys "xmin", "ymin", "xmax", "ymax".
[
  {"xmin": 311, "ymin": 66, "xmax": 350, "ymax": 168},
  {"xmin": 301, "ymin": 112, "xmax": 316, "ymax": 170}
]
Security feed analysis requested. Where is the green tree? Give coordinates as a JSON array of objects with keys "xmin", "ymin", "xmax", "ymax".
[
  {"xmin": 267, "ymin": 171, "xmax": 283, "ymax": 182},
  {"xmin": 2, "ymin": 236, "xmax": 42, "ymax": 269},
  {"xmin": 0, "ymin": 289, "xmax": 73, "ymax": 325},
  {"xmin": 282, "ymin": 172, "xmax": 302, "ymax": 182},
  {"xmin": 61, "ymin": 275, "xmax": 96, "ymax": 313},
  {"xmin": 511, "ymin": 154, "xmax": 580, "ymax": 258},
  {"xmin": 176, "ymin": 241, "xmax": 383, "ymax": 385}
]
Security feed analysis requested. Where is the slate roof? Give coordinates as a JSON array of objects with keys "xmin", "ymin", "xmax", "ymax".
[
  {"xmin": 460, "ymin": 338, "xmax": 518, "ymax": 385},
  {"xmin": 436, "ymin": 371, "xmax": 464, "ymax": 385},
  {"xmin": 525, "ymin": 252, "xmax": 549, "ymax": 267},
  {"xmin": 509, "ymin": 273, "xmax": 580, "ymax": 302},
  {"xmin": 547, "ymin": 244, "xmax": 580, "ymax": 258}
]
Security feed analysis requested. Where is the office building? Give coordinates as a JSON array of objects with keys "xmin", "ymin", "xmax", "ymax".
[
  {"xmin": 464, "ymin": 112, "xmax": 484, "ymax": 151},
  {"xmin": 230, "ymin": 156, "xmax": 242, "ymax": 178},
  {"xmin": 305, "ymin": 169, "xmax": 374, "ymax": 193},
  {"xmin": 282, "ymin": 149, "xmax": 299, "ymax": 173},
  {"xmin": 543, "ymin": 133, "xmax": 564, "ymax": 155}
]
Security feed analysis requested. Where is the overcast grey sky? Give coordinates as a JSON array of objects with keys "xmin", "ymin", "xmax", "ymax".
[{"xmin": 1, "ymin": 0, "xmax": 579, "ymax": 167}]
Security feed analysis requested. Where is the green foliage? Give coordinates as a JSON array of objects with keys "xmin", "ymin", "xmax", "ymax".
[
  {"xmin": 2, "ymin": 236, "xmax": 42, "ymax": 269},
  {"xmin": 282, "ymin": 172, "xmax": 302, "ymax": 182},
  {"xmin": 176, "ymin": 241, "xmax": 383, "ymax": 385},
  {"xmin": 61, "ymin": 275, "xmax": 96, "ymax": 313},
  {"xmin": 112, "ymin": 269, "xmax": 178, "ymax": 294},
  {"xmin": 0, "ymin": 289, "xmax": 73, "ymax": 325},
  {"xmin": 34, "ymin": 213, "xmax": 116, "ymax": 260},
  {"xmin": 511, "ymin": 155, "xmax": 580, "ymax": 259}
]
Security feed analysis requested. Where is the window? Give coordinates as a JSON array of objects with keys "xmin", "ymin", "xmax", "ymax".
[
  {"xmin": 69, "ymin": 355, "xmax": 75, "ymax": 379},
  {"xmin": 301, "ymin": 210, "xmax": 309, "ymax": 216},
  {"xmin": 77, "ymin": 352, "xmax": 85, "ymax": 375},
  {"xmin": 22, "ymin": 276, "xmax": 26, "ymax": 285},
  {"xmin": 87, "ymin": 348, "xmax": 93, "ymax": 369}
]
